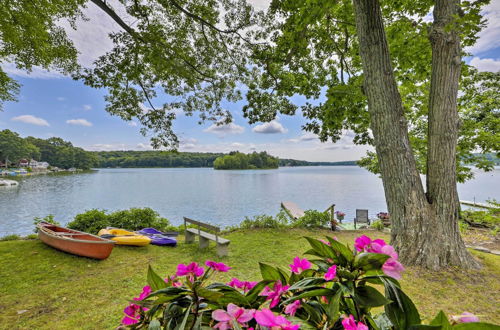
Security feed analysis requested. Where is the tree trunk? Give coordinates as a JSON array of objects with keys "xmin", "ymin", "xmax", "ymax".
[
  {"xmin": 351, "ymin": 0, "xmax": 478, "ymax": 269},
  {"xmin": 426, "ymin": 0, "xmax": 479, "ymax": 268}
]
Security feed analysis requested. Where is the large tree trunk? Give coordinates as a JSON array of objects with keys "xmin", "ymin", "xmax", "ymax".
[
  {"xmin": 426, "ymin": 0, "xmax": 479, "ymax": 268},
  {"xmin": 351, "ymin": 0, "xmax": 478, "ymax": 269}
]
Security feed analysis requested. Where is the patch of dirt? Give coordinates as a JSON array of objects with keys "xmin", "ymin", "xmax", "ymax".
[{"xmin": 462, "ymin": 228, "xmax": 500, "ymax": 251}]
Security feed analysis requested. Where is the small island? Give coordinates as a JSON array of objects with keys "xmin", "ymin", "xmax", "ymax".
[{"xmin": 213, "ymin": 151, "xmax": 279, "ymax": 170}]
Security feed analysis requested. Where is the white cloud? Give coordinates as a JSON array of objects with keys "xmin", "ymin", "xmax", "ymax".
[
  {"xmin": 2, "ymin": 63, "xmax": 65, "ymax": 79},
  {"xmin": 136, "ymin": 143, "xmax": 153, "ymax": 150},
  {"xmin": 66, "ymin": 118, "xmax": 93, "ymax": 127},
  {"xmin": 11, "ymin": 115, "xmax": 50, "ymax": 126},
  {"xmin": 84, "ymin": 143, "xmax": 129, "ymax": 151},
  {"xmin": 470, "ymin": 57, "xmax": 500, "ymax": 72},
  {"xmin": 466, "ymin": 1, "xmax": 500, "ymax": 55},
  {"xmin": 57, "ymin": 97, "xmax": 66, "ymax": 101},
  {"xmin": 128, "ymin": 121, "xmax": 138, "ymax": 127},
  {"xmin": 287, "ymin": 132, "xmax": 318, "ymax": 143},
  {"xmin": 203, "ymin": 123, "xmax": 245, "ymax": 135},
  {"xmin": 252, "ymin": 120, "xmax": 288, "ymax": 134},
  {"xmin": 83, "ymin": 104, "xmax": 92, "ymax": 111}
]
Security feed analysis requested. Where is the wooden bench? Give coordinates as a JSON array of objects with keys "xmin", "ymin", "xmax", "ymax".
[{"xmin": 184, "ymin": 217, "xmax": 230, "ymax": 257}]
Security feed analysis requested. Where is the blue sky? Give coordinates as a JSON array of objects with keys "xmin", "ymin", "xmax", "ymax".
[{"xmin": 1, "ymin": 0, "xmax": 499, "ymax": 161}]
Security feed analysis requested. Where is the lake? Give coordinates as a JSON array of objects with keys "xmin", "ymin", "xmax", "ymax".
[{"xmin": 1, "ymin": 166, "xmax": 498, "ymax": 236}]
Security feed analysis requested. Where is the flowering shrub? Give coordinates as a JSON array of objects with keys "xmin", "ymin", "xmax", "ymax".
[
  {"xmin": 121, "ymin": 236, "xmax": 496, "ymax": 329},
  {"xmin": 335, "ymin": 211, "xmax": 346, "ymax": 221},
  {"xmin": 376, "ymin": 212, "xmax": 390, "ymax": 220}
]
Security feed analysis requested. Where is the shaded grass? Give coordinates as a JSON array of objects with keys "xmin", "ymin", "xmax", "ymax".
[{"xmin": 0, "ymin": 229, "xmax": 498, "ymax": 329}]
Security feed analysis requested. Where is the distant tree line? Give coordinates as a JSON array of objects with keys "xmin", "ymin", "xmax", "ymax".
[
  {"xmin": 279, "ymin": 159, "xmax": 358, "ymax": 166},
  {"xmin": 0, "ymin": 129, "xmax": 97, "ymax": 169},
  {"xmin": 95, "ymin": 150, "xmax": 361, "ymax": 168},
  {"xmin": 96, "ymin": 151, "xmax": 223, "ymax": 168},
  {"xmin": 213, "ymin": 151, "xmax": 279, "ymax": 170}
]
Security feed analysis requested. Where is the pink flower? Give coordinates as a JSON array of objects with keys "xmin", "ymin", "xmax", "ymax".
[
  {"xmin": 254, "ymin": 309, "xmax": 300, "ymax": 330},
  {"xmin": 354, "ymin": 235, "xmax": 372, "ymax": 252},
  {"xmin": 341, "ymin": 315, "xmax": 368, "ymax": 330},
  {"xmin": 165, "ymin": 275, "xmax": 183, "ymax": 287},
  {"xmin": 227, "ymin": 278, "xmax": 258, "ymax": 293},
  {"xmin": 133, "ymin": 285, "xmax": 151, "ymax": 301},
  {"xmin": 212, "ymin": 303, "xmax": 255, "ymax": 329},
  {"xmin": 451, "ymin": 312, "xmax": 479, "ymax": 323},
  {"xmin": 354, "ymin": 236, "xmax": 405, "ymax": 279},
  {"xmin": 176, "ymin": 262, "xmax": 204, "ymax": 281},
  {"xmin": 289, "ymin": 257, "xmax": 311, "ymax": 274},
  {"xmin": 319, "ymin": 239, "xmax": 331, "ymax": 246},
  {"xmin": 260, "ymin": 281, "xmax": 290, "ymax": 308},
  {"xmin": 284, "ymin": 300, "xmax": 301, "ymax": 316},
  {"xmin": 206, "ymin": 260, "xmax": 232, "ymax": 272},
  {"xmin": 324, "ymin": 265, "xmax": 337, "ymax": 281},
  {"xmin": 382, "ymin": 258, "xmax": 404, "ymax": 280},
  {"xmin": 122, "ymin": 303, "xmax": 141, "ymax": 325}
]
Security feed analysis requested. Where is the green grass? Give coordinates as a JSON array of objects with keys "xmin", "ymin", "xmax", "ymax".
[{"xmin": 0, "ymin": 229, "xmax": 498, "ymax": 329}]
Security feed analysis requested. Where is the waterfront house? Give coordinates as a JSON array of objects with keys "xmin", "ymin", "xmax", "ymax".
[
  {"xmin": 19, "ymin": 159, "xmax": 29, "ymax": 167},
  {"xmin": 29, "ymin": 160, "xmax": 49, "ymax": 169}
]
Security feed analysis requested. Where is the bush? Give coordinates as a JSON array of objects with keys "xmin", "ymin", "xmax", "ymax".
[
  {"xmin": 120, "ymin": 235, "xmax": 495, "ymax": 329},
  {"xmin": 33, "ymin": 214, "xmax": 60, "ymax": 233},
  {"xmin": 67, "ymin": 208, "xmax": 172, "ymax": 234},
  {"xmin": 371, "ymin": 219, "xmax": 385, "ymax": 231},
  {"xmin": 67, "ymin": 209, "xmax": 109, "ymax": 234},
  {"xmin": 292, "ymin": 210, "xmax": 330, "ymax": 228},
  {"xmin": 0, "ymin": 234, "xmax": 21, "ymax": 241},
  {"xmin": 25, "ymin": 234, "xmax": 38, "ymax": 240},
  {"xmin": 237, "ymin": 212, "xmax": 289, "ymax": 230}
]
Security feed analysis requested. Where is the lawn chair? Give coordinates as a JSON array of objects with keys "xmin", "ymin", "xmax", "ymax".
[{"xmin": 354, "ymin": 209, "xmax": 370, "ymax": 229}]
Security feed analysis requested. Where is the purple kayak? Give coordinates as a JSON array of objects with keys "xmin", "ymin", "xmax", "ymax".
[{"xmin": 137, "ymin": 228, "xmax": 178, "ymax": 246}]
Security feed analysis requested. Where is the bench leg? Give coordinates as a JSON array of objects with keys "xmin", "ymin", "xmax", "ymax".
[
  {"xmin": 185, "ymin": 231, "xmax": 195, "ymax": 244},
  {"xmin": 199, "ymin": 236, "xmax": 209, "ymax": 249},
  {"xmin": 217, "ymin": 244, "xmax": 229, "ymax": 257}
]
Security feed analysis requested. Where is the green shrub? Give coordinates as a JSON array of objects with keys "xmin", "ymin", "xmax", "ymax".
[
  {"xmin": 107, "ymin": 208, "xmax": 171, "ymax": 232},
  {"xmin": 33, "ymin": 214, "xmax": 60, "ymax": 233},
  {"xmin": 237, "ymin": 212, "xmax": 289, "ymax": 230},
  {"xmin": 0, "ymin": 234, "xmax": 21, "ymax": 241},
  {"xmin": 371, "ymin": 219, "xmax": 385, "ymax": 231},
  {"xmin": 67, "ymin": 208, "xmax": 172, "ymax": 234},
  {"xmin": 25, "ymin": 234, "xmax": 38, "ymax": 240},
  {"xmin": 459, "ymin": 221, "xmax": 469, "ymax": 234},
  {"xmin": 292, "ymin": 209, "xmax": 330, "ymax": 228},
  {"xmin": 67, "ymin": 209, "xmax": 109, "ymax": 234}
]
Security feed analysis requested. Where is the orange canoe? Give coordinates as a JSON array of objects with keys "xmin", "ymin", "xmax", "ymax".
[{"xmin": 37, "ymin": 222, "xmax": 115, "ymax": 260}]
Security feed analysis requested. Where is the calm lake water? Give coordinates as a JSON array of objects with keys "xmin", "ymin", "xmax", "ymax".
[{"xmin": 1, "ymin": 166, "xmax": 498, "ymax": 236}]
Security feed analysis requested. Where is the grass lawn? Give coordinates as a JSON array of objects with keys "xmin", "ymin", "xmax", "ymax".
[{"xmin": 0, "ymin": 228, "xmax": 499, "ymax": 329}]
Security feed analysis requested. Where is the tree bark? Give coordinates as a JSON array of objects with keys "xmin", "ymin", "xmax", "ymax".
[{"xmin": 351, "ymin": 0, "xmax": 478, "ymax": 269}]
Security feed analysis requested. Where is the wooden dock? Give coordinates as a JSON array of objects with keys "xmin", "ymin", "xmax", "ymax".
[
  {"xmin": 460, "ymin": 200, "xmax": 495, "ymax": 210},
  {"xmin": 281, "ymin": 201, "xmax": 305, "ymax": 219}
]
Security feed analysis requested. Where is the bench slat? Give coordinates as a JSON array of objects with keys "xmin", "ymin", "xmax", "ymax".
[
  {"xmin": 184, "ymin": 217, "xmax": 220, "ymax": 232},
  {"xmin": 186, "ymin": 228, "xmax": 230, "ymax": 245}
]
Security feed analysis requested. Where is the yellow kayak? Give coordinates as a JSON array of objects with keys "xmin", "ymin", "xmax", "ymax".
[{"xmin": 98, "ymin": 228, "xmax": 151, "ymax": 246}]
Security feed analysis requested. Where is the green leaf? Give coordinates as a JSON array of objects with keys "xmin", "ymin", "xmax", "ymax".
[
  {"xmin": 304, "ymin": 237, "xmax": 336, "ymax": 260},
  {"xmin": 218, "ymin": 291, "xmax": 250, "ymax": 306},
  {"xmin": 196, "ymin": 288, "xmax": 223, "ymax": 301},
  {"xmin": 148, "ymin": 287, "xmax": 190, "ymax": 298},
  {"xmin": 283, "ymin": 288, "xmax": 335, "ymax": 304},
  {"xmin": 147, "ymin": 265, "xmax": 168, "ymax": 292},
  {"xmin": 353, "ymin": 285, "xmax": 391, "ymax": 307},
  {"xmin": 288, "ymin": 277, "xmax": 326, "ymax": 291},
  {"xmin": 354, "ymin": 253, "xmax": 390, "ymax": 271},
  {"xmin": 245, "ymin": 280, "xmax": 273, "ymax": 303},
  {"xmin": 326, "ymin": 288, "xmax": 342, "ymax": 322},
  {"xmin": 285, "ymin": 316, "xmax": 317, "ymax": 329},
  {"xmin": 259, "ymin": 262, "xmax": 284, "ymax": 282},
  {"xmin": 148, "ymin": 319, "xmax": 161, "ymax": 330},
  {"xmin": 176, "ymin": 302, "xmax": 192, "ymax": 330},
  {"xmin": 429, "ymin": 311, "xmax": 451, "ymax": 329},
  {"xmin": 382, "ymin": 277, "xmax": 421, "ymax": 329},
  {"xmin": 327, "ymin": 237, "xmax": 354, "ymax": 263}
]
